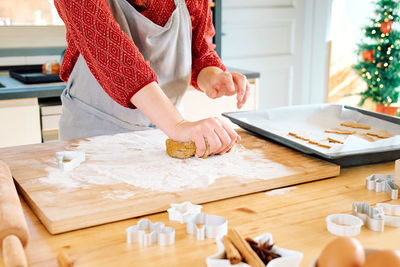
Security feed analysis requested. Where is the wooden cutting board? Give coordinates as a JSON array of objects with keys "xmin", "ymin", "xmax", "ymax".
[{"xmin": 0, "ymin": 130, "xmax": 339, "ymax": 234}]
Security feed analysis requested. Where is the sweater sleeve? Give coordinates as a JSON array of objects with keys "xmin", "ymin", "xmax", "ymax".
[
  {"xmin": 190, "ymin": 0, "xmax": 227, "ymax": 91},
  {"xmin": 54, "ymin": 0, "xmax": 157, "ymax": 108}
]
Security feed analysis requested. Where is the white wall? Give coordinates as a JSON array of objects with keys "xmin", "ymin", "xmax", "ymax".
[{"xmin": 221, "ymin": 0, "xmax": 333, "ymax": 109}]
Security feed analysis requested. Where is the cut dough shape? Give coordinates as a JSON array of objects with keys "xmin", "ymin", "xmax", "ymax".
[
  {"xmin": 308, "ymin": 140, "xmax": 331, "ymax": 149},
  {"xmin": 324, "ymin": 128, "xmax": 356, "ymax": 135},
  {"xmin": 288, "ymin": 132, "xmax": 331, "ymax": 149},
  {"xmin": 357, "ymin": 133, "xmax": 376, "ymax": 142},
  {"xmin": 366, "ymin": 129, "xmax": 393, "ymax": 139},
  {"xmin": 328, "ymin": 137, "xmax": 344, "ymax": 144},
  {"xmin": 165, "ymin": 139, "xmax": 211, "ymax": 159},
  {"xmin": 340, "ymin": 121, "xmax": 371, "ymax": 129},
  {"xmin": 288, "ymin": 132, "xmax": 310, "ymax": 141}
]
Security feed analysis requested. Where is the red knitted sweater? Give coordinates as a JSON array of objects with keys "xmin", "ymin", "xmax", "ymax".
[{"xmin": 54, "ymin": 0, "xmax": 226, "ymax": 108}]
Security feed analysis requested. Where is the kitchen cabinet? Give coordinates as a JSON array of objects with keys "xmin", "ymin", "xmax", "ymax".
[
  {"xmin": 0, "ymin": 98, "xmax": 41, "ymax": 148},
  {"xmin": 39, "ymin": 99, "xmax": 62, "ymax": 142}
]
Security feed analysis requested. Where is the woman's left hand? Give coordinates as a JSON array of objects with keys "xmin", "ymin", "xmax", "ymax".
[{"xmin": 197, "ymin": 67, "xmax": 251, "ymax": 109}]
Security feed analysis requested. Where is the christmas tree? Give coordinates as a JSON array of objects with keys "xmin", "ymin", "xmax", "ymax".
[{"xmin": 353, "ymin": 0, "xmax": 400, "ymax": 107}]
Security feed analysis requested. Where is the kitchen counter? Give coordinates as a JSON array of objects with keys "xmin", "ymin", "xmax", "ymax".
[
  {"xmin": 0, "ymin": 75, "xmax": 65, "ymax": 100},
  {"xmin": 0, "ymin": 67, "xmax": 259, "ymax": 101},
  {"xmin": 0, "ymin": 147, "xmax": 398, "ymax": 266}
]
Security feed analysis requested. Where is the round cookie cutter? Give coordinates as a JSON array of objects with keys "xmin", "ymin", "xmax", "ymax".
[{"xmin": 326, "ymin": 214, "xmax": 363, "ymax": 236}]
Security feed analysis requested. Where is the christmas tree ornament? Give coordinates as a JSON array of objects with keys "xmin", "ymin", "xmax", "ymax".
[
  {"xmin": 362, "ymin": 49, "xmax": 375, "ymax": 61},
  {"xmin": 381, "ymin": 21, "xmax": 393, "ymax": 33}
]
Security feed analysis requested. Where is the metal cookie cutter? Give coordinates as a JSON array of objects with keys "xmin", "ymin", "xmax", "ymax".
[
  {"xmin": 126, "ymin": 218, "xmax": 175, "ymax": 247},
  {"xmin": 186, "ymin": 213, "xmax": 228, "ymax": 240},
  {"xmin": 167, "ymin": 201, "xmax": 202, "ymax": 224},
  {"xmin": 56, "ymin": 151, "xmax": 85, "ymax": 172},
  {"xmin": 326, "ymin": 214, "xmax": 363, "ymax": 236},
  {"xmin": 366, "ymin": 174, "xmax": 398, "ymax": 200},
  {"xmin": 376, "ymin": 203, "xmax": 400, "ymax": 227},
  {"xmin": 353, "ymin": 202, "xmax": 385, "ymax": 232}
]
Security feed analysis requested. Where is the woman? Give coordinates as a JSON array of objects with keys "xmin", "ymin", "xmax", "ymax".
[{"xmin": 54, "ymin": 0, "xmax": 250, "ymax": 157}]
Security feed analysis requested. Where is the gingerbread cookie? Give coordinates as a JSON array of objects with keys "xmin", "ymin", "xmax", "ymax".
[
  {"xmin": 366, "ymin": 129, "xmax": 393, "ymax": 139},
  {"xmin": 308, "ymin": 140, "xmax": 332, "ymax": 149},
  {"xmin": 328, "ymin": 137, "xmax": 344, "ymax": 144},
  {"xmin": 324, "ymin": 128, "xmax": 356, "ymax": 135},
  {"xmin": 288, "ymin": 132, "xmax": 310, "ymax": 141},
  {"xmin": 340, "ymin": 121, "xmax": 371, "ymax": 130},
  {"xmin": 357, "ymin": 133, "xmax": 376, "ymax": 142}
]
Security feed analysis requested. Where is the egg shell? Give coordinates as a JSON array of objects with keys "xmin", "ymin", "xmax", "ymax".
[
  {"xmin": 317, "ymin": 237, "xmax": 365, "ymax": 267},
  {"xmin": 363, "ymin": 250, "xmax": 400, "ymax": 267}
]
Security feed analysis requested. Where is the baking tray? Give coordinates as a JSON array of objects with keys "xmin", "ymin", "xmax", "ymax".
[
  {"xmin": 223, "ymin": 104, "xmax": 400, "ymax": 167},
  {"xmin": 9, "ymin": 65, "xmax": 61, "ymax": 84}
]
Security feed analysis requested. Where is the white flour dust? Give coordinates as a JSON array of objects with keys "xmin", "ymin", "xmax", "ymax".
[
  {"xmin": 265, "ymin": 186, "xmax": 297, "ymax": 196},
  {"xmin": 38, "ymin": 130, "xmax": 290, "ymax": 193},
  {"xmin": 101, "ymin": 190, "xmax": 136, "ymax": 200}
]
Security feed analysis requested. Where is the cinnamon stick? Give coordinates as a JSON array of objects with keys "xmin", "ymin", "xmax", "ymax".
[
  {"xmin": 227, "ymin": 228, "xmax": 265, "ymax": 267},
  {"xmin": 222, "ymin": 235, "xmax": 242, "ymax": 264}
]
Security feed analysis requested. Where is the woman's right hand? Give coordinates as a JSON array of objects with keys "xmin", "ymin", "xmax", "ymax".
[
  {"xmin": 131, "ymin": 82, "xmax": 240, "ymax": 157},
  {"xmin": 171, "ymin": 117, "xmax": 241, "ymax": 157}
]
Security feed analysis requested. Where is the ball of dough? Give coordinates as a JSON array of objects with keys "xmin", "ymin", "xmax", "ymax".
[{"xmin": 165, "ymin": 139, "xmax": 210, "ymax": 159}]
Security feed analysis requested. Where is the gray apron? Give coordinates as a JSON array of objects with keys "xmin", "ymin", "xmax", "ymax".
[{"xmin": 59, "ymin": 0, "xmax": 192, "ymax": 140}]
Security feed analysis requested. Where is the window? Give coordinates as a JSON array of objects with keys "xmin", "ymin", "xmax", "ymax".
[{"xmin": 0, "ymin": 0, "xmax": 63, "ymax": 26}]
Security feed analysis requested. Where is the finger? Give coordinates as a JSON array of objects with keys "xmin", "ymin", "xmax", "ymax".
[
  {"xmin": 238, "ymin": 79, "xmax": 251, "ymax": 109},
  {"xmin": 204, "ymin": 130, "xmax": 222, "ymax": 156},
  {"xmin": 220, "ymin": 121, "xmax": 240, "ymax": 153},
  {"xmin": 203, "ymin": 120, "xmax": 223, "ymax": 155},
  {"xmin": 220, "ymin": 116, "xmax": 241, "ymax": 143},
  {"xmin": 193, "ymin": 129, "xmax": 207, "ymax": 157},
  {"xmin": 220, "ymin": 72, "xmax": 236, "ymax": 96},
  {"xmin": 214, "ymin": 125, "xmax": 232, "ymax": 154},
  {"xmin": 232, "ymin": 73, "xmax": 246, "ymax": 107},
  {"xmin": 213, "ymin": 72, "xmax": 235, "ymax": 97},
  {"xmin": 206, "ymin": 88, "xmax": 219, "ymax": 99}
]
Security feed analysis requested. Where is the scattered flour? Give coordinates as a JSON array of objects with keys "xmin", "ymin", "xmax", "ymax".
[
  {"xmin": 265, "ymin": 186, "xmax": 297, "ymax": 196},
  {"xmin": 38, "ymin": 130, "xmax": 293, "ymax": 193},
  {"xmin": 101, "ymin": 190, "xmax": 136, "ymax": 200}
]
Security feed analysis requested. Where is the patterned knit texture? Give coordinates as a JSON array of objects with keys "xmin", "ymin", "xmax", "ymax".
[{"xmin": 54, "ymin": 0, "xmax": 226, "ymax": 108}]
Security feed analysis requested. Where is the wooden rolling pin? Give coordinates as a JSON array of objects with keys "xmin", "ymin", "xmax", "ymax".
[{"xmin": 0, "ymin": 161, "xmax": 29, "ymax": 267}]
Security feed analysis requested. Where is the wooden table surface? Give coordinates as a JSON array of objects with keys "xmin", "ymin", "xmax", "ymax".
[{"xmin": 1, "ymin": 161, "xmax": 399, "ymax": 267}]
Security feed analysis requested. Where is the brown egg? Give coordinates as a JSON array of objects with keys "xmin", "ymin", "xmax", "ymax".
[
  {"xmin": 317, "ymin": 237, "xmax": 365, "ymax": 267},
  {"xmin": 363, "ymin": 250, "xmax": 400, "ymax": 267}
]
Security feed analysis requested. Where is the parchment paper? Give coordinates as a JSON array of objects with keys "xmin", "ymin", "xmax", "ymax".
[{"xmin": 233, "ymin": 104, "xmax": 400, "ymax": 156}]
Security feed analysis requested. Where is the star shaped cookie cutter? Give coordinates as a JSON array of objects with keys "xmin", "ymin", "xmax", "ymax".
[
  {"xmin": 167, "ymin": 201, "xmax": 202, "ymax": 223},
  {"xmin": 186, "ymin": 213, "xmax": 228, "ymax": 240},
  {"xmin": 56, "ymin": 151, "xmax": 86, "ymax": 172},
  {"xmin": 366, "ymin": 174, "xmax": 398, "ymax": 200},
  {"xmin": 353, "ymin": 202, "xmax": 385, "ymax": 232},
  {"xmin": 126, "ymin": 218, "xmax": 175, "ymax": 247}
]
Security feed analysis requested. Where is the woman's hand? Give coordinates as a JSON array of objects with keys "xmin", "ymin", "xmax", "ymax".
[
  {"xmin": 131, "ymin": 82, "xmax": 240, "ymax": 157},
  {"xmin": 197, "ymin": 67, "xmax": 251, "ymax": 109},
  {"xmin": 171, "ymin": 118, "xmax": 241, "ymax": 157}
]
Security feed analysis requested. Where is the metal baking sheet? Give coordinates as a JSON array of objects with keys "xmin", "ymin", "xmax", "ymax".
[
  {"xmin": 9, "ymin": 65, "xmax": 61, "ymax": 84},
  {"xmin": 223, "ymin": 104, "xmax": 400, "ymax": 167}
]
